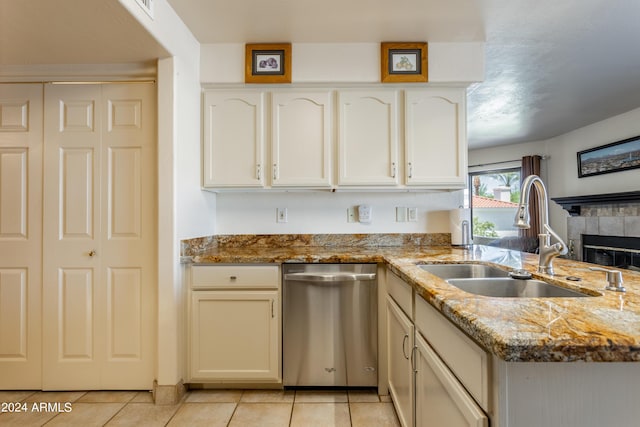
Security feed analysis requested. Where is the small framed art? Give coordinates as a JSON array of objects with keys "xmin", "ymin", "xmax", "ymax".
[
  {"xmin": 381, "ymin": 42, "xmax": 428, "ymax": 83},
  {"xmin": 245, "ymin": 43, "xmax": 292, "ymax": 83}
]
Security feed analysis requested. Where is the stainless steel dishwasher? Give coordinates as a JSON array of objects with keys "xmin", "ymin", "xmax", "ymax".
[{"xmin": 283, "ymin": 263, "xmax": 377, "ymax": 387}]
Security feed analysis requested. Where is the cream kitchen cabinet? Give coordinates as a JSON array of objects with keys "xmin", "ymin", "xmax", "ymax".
[
  {"xmin": 414, "ymin": 296, "xmax": 489, "ymax": 427},
  {"xmin": 203, "ymin": 91, "xmax": 266, "ymax": 188},
  {"xmin": 386, "ymin": 270, "xmax": 415, "ymax": 427},
  {"xmin": 386, "ymin": 268, "xmax": 489, "ymax": 427},
  {"xmin": 271, "ymin": 91, "xmax": 332, "ymax": 187},
  {"xmin": 414, "ymin": 334, "xmax": 488, "ymax": 427},
  {"xmin": 202, "ymin": 87, "xmax": 467, "ymax": 190},
  {"xmin": 337, "ymin": 90, "xmax": 399, "ymax": 186},
  {"xmin": 188, "ymin": 265, "xmax": 281, "ymax": 383},
  {"xmin": 405, "ymin": 88, "xmax": 467, "ymax": 188},
  {"xmin": 387, "ymin": 296, "xmax": 415, "ymax": 427}
]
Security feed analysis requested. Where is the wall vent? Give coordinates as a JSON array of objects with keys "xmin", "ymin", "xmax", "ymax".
[{"xmin": 135, "ymin": 0, "xmax": 154, "ymax": 19}]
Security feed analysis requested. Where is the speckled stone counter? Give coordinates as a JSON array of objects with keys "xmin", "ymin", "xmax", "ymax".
[{"xmin": 183, "ymin": 234, "xmax": 640, "ymax": 363}]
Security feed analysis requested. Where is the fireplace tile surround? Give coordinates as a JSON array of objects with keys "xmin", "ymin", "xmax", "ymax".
[{"xmin": 565, "ymin": 202, "xmax": 640, "ymax": 265}]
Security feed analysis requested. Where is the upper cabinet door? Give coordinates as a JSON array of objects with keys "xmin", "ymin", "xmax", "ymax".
[
  {"xmin": 271, "ymin": 91, "xmax": 332, "ymax": 187},
  {"xmin": 338, "ymin": 90, "xmax": 399, "ymax": 186},
  {"xmin": 203, "ymin": 91, "xmax": 265, "ymax": 188},
  {"xmin": 405, "ymin": 88, "xmax": 467, "ymax": 188}
]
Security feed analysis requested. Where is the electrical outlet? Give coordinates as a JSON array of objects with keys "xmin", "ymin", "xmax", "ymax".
[
  {"xmin": 357, "ymin": 205, "xmax": 372, "ymax": 223},
  {"xmin": 277, "ymin": 207, "xmax": 288, "ymax": 223},
  {"xmin": 408, "ymin": 207, "xmax": 418, "ymax": 222}
]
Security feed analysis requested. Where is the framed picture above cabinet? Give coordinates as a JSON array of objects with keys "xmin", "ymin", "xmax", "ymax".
[
  {"xmin": 381, "ymin": 42, "xmax": 428, "ymax": 83},
  {"xmin": 245, "ymin": 43, "xmax": 292, "ymax": 83}
]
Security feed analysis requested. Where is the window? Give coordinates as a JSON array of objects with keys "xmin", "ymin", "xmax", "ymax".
[{"xmin": 468, "ymin": 168, "xmax": 521, "ymax": 243}]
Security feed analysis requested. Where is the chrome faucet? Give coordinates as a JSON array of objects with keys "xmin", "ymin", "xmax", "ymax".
[
  {"xmin": 514, "ymin": 175, "xmax": 568, "ymax": 275},
  {"xmin": 589, "ymin": 266, "xmax": 626, "ymax": 292}
]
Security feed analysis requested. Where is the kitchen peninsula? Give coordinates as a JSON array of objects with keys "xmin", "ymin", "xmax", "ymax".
[{"xmin": 183, "ymin": 233, "xmax": 640, "ymax": 427}]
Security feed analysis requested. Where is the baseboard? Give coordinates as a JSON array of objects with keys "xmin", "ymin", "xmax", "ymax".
[{"xmin": 152, "ymin": 380, "xmax": 187, "ymax": 405}]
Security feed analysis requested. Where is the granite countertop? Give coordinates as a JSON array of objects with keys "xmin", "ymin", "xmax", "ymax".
[{"xmin": 186, "ymin": 234, "xmax": 640, "ymax": 363}]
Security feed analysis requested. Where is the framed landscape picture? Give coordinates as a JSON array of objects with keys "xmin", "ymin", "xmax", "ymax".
[
  {"xmin": 381, "ymin": 42, "xmax": 428, "ymax": 83},
  {"xmin": 245, "ymin": 43, "xmax": 292, "ymax": 83},
  {"xmin": 577, "ymin": 135, "xmax": 640, "ymax": 178}
]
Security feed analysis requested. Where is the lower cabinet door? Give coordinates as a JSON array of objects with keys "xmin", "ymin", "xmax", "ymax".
[
  {"xmin": 386, "ymin": 296, "xmax": 415, "ymax": 427},
  {"xmin": 189, "ymin": 290, "xmax": 280, "ymax": 382},
  {"xmin": 415, "ymin": 333, "xmax": 488, "ymax": 427}
]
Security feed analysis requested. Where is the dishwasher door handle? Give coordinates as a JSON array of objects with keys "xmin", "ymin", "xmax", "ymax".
[{"xmin": 283, "ymin": 272, "xmax": 377, "ymax": 282}]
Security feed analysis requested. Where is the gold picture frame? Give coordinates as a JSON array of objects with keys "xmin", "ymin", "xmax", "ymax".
[
  {"xmin": 245, "ymin": 43, "xmax": 292, "ymax": 84},
  {"xmin": 381, "ymin": 42, "xmax": 428, "ymax": 83}
]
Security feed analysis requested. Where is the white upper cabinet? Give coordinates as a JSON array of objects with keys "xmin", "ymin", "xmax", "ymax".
[
  {"xmin": 337, "ymin": 90, "xmax": 399, "ymax": 186},
  {"xmin": 202, "ymin": 87, "xmax": 467, "ymax": 190},
  {"xmin": 203, "ymin": 91, "xmax": 265, "ymax": 187},
  {"xmin": 271, "ymin": 91, "xmax": 332, "ymax": 187},
  {"xmin": 405, "ymin": 88, "xmax": 467, "ymax": 188}
]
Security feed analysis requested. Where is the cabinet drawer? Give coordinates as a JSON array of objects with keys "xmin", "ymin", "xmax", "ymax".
[
  {"xmin": 192, "ymin": 265, "xmax": 279, "ymax": 289},
  {"xmin": 386, "ymin": 269, "xmax": 413, "ymax": 318},
  {"xmin": 415, "ymin": 295, "xmax": 489, "ymax": 411}
]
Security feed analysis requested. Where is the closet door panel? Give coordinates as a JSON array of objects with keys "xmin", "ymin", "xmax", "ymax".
[
  {"xmin": 43, "ymin": 84, "xmax": 102, "ymax": 389},
  {"xmin": 0, "ymin": 84, "xmax": 43, "ymax": 389},
  {"xmin": 43, "ymin": 83, "xmax": 156, "ymax": 390}
]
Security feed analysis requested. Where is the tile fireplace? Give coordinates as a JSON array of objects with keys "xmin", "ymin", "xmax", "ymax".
[{"xmin": 553, "ymin": 191, "xmax": 640, "ymax": 270}]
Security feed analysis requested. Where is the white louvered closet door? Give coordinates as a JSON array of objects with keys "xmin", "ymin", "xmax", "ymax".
[
  {"xmin": 42, "ymin": 83, "xmax": 157, "ymax": 390},
  {"xmin": 0, "ymin": 84, "xmax": 43, "ymax": 389}
]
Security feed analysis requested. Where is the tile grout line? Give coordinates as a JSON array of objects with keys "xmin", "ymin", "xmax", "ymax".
[{"xmin": 0, "ymin": 388, "xmax": 394, "ymax": 426}]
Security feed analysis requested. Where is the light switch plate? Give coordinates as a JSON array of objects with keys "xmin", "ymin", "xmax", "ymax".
[
  {"xmin": 347, "ymin": 207, "xmax": 356, "ymax": 223},
  {"xmin": 396, "ymin": 207, "xmax": 407, "ymax": 222},
  {"xmin": 277, "ymin": 207, "xmax": 288, "ymax": 223}
]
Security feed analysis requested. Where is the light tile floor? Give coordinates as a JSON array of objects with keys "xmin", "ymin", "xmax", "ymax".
[{"xmin": 0, "ymin": 389, "xmax": 400, "ymax": 426}]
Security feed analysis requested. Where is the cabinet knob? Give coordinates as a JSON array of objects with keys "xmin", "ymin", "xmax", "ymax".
[
  {"xmin": 88, "ymin": 250, "xmax": 97, "ymax": 257},
  {"xmin": 229, "ymin": 276, "xmax": 237, "ymax": 281}
]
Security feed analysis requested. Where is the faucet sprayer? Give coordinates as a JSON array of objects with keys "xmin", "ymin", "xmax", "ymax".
[{"xmin": 514, "ymin": 175, "xmax": 568, "ymax": 275}]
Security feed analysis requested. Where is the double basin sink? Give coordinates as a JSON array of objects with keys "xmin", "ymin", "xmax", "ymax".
[{"xmin": 419, "ymin": 263, "xmax": 593, "ymax": 298}]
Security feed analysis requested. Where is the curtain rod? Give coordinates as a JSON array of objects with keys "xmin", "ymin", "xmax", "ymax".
[{"xmin": 469, "ymin": 155, "xmax": 547, "ymax": 169}]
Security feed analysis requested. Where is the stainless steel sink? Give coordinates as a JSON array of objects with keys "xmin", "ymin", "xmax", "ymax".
[
  {"xmin": 446, "ymin": 278, "xmax": 593, "ymax": 298},
  {"xmin": 418, "ymin": 263, "xmax": 510, "ymax": 279}
]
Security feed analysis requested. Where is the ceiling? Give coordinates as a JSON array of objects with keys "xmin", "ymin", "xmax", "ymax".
[
  {"xmin": 2, "ymin": 0, "xmax": 640, "ymax": 149},
  {"xmin": 0, "ymin": 0, "xmax": 169, "ymax": 67}
]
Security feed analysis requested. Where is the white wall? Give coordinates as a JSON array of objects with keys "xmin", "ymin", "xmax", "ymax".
[
  {"xmin": 201, "ymin": 42, "xmax": 484, "ymax": 84},
  {"xmin": 121, "ymin": 0, "xmax": 215, "ymax": 389},
  {"xmin": 469, "ymin": 106, "xmax": 640, "ymax": 242},
  {"xmin": 118, "ymin": 1, "xmax": 216, "ymax": 241},
  {"xmin": 545, "ymin": 107, "xmax": 640, "ymax": 241},
  {"xmin": 216, "ymin": 191, "xmax": 463, "ymax": 234},
  {"xmin": 468, "ymin": 139, "xmax": 550, "ymax": 172}
]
